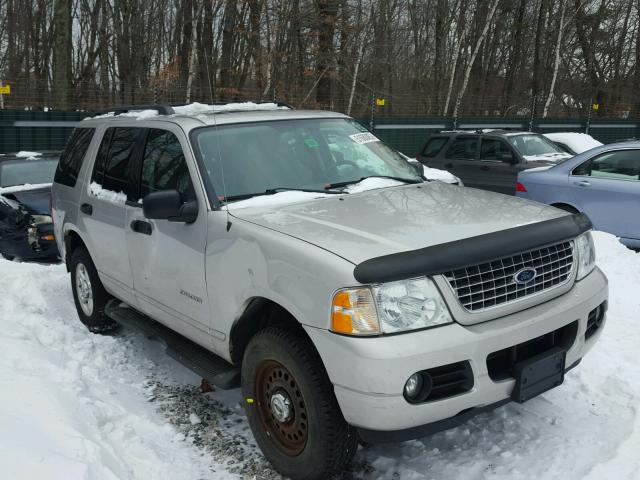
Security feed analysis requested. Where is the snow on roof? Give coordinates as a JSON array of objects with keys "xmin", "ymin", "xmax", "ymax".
[
  {"xmin": 86, "ymin": 102, "xmax": 287, "ymax": 121},
  {"xmin": 543, "ymin": 132, "xmax": 603, "ymax": 154},
  {"xmin": 0, "ymin": 183, "xmax": 52, "ymax": 195}
]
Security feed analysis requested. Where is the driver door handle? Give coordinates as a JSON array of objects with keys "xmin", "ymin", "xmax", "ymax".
[
  {"xmin": 130, "ymin": 219, "xmax": 152, "ymax": 235},
  {"xmin": 480, "ymin": 165, "xmax": 490, "ymax": 171},
  {"xmin": 574, "ymin": 180, "xmax": 591, "ymax": 187}
]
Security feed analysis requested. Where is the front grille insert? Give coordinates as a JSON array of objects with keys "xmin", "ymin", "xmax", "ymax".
[{"xmin": 444, "ymin": 240, "xmax": 574, "ymax": 312}]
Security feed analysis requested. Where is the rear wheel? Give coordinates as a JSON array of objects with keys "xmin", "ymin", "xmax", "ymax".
[
  {"xmin": 242, "ymin": 327, "xmax": 358, "ymax": 480},
  {"xmin": 70, "ymin": 247, "xmax": 117, "ymax": 333}
]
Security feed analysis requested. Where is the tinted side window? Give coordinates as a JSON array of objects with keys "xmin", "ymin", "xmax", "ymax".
[
  {"xmin": 54, "ymin": 128, "xmax": 95, "ymax": 187},
  {"xmin": 573, "ymin": 150, "xmax": 640, "ymax": 181},
  {"xmin": 446, "ymin": 137, "xmax": 478, "ymax": 160},
  {"xmin": 92, "ymin": 127, "xmax": 142, "ymax": 198},
  {"xmin": 140, "ymin": 129, "xmax": 194, "ymax": 200},
  {"xmin": 422, "ymin": 137, "xmax": 448, "ymax": 157},
  {"xmin": 480, "ymin": 138, "xmax": 512, "ymax": 161}
]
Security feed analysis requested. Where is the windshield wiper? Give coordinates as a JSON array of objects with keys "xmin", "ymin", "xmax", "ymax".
[
  {"xmin": 224, "ymin": 187, "xmax": 342, "ymax": 202},
  {"xmin": 325, "ymin": 175, "xmax": 422, "ymax": 190}
]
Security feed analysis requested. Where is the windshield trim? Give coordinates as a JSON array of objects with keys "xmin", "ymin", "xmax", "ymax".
[{"xmin": 188, "ymin": 117, "xmax": 419, "ymax": 209}]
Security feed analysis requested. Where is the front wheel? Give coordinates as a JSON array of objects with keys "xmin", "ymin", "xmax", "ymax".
[
  {"xmin": 242, "ymin": 327, "xmax": 358, "ymax": 480},
  {"xmin": 69, "ymin": 246, "xmax": 117, "ymax": 333}
]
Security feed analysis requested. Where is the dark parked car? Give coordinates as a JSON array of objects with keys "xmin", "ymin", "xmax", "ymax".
[
  {"xmin": 416, "ymin": 130, "xmax": 572, "ymax": 194},
  {"xmin": 0, "ymin": 153, "xmax": 60, "ymax": 261}
]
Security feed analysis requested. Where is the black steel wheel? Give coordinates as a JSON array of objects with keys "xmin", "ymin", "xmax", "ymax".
[{"xmin": 242, "ymin": 326, "xmax": 357, "ymax": 480}]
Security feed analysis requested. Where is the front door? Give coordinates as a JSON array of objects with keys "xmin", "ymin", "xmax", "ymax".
[
  {"xmin": 125, "ymin": 126, "xmax": 211, "ymax": 340},
  {"xmin": 478, "ymin": 138, "xmax": 521, "ymax": 194},
  {"xmin": 570, "ymin": 149, "xmax": 640, "ymax": 240}
]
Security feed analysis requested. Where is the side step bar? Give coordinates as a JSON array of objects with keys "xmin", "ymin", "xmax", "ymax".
[{"xmin": 105, "ymin": 300, "xmax": 240, "ymax": 389}]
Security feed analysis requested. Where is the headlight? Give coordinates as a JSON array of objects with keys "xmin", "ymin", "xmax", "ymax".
[
  {"xmin": 331, "ymin": 278, "xmax": 453, "ymax": 336},
  {"xmin": 575, "ymin": 231, "xmax": 595, "ymax": 280}
]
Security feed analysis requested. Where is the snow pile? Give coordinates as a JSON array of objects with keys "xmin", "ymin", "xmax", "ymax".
[
  {"xmin": 0, "ymin": 182, "xmax": 52, "ymax": 195},
  {"xmin": 226, "ymin": 190, "xmax": 334, "ymax": 210},
  {"xmin": 87, "ymin": 102, "xmax": 287, "ymax": 121},
  {"xmin": 422, "ymin": 166, "xmax": 458, "ymax": 184},
  {"xmin": 90, "ymin": 182, "xmax": 127, "ymax": 204},
  {"xmin": 544, "ymin": 132, "xmax": 603, "ymax": 154},
  {"xmin": 15, "ymin": 151, "xmax": 42, "ymax": 160},
  {"xmin": 0, "ymin": 261, "xmax": 233, "ymax": 480},
  {"xmin": 344, "ymin": 177, "xmax": 405, "ymax": 193},
  {"xmin": 173, "ymin": 102, "xmax": 286, "ymax": 115},
  {"xmin": 523, "ymin": 152, "xmax": 573, "ymax": 162}
]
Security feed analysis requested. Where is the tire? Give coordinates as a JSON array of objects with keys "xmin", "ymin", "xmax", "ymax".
[
  {"xmin": 241, "ymin": 326, "xmax": 358, "ymax": 480},
  {"xmin": 69, "ymin": 246, "xmax": 117, "ymax": 333}
]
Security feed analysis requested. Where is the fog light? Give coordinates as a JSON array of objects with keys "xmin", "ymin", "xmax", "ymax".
[{"xmin": 404, "ymin": 373, "xmax": 423, "ymax": 399}]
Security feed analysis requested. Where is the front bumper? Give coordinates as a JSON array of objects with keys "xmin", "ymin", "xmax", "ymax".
[{"xmin": 304, "ymin": 267, "xmax": 608, "ymax": 433}]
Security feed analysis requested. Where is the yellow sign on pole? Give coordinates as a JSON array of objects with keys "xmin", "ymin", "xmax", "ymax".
[
  {"xmin": 592, "ymin": 103, "xmax": 599, "ymax": 111},
  {"xmin": 0, "ymin": 85, "xmax": 10, "ymax": 94},
  {"xmin": 375, "ymin": 98, "xmax": 385, "ymax": 107}
]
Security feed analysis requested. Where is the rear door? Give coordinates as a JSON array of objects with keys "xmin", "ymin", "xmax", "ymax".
[
  {"xmin": 80, "ymin": 126, "xmax": 144, "ymax": 305},
  {"xmin": 569, "ymin": 149, "xmax": 640, "ymax": 239},
  {"xmin": 439, "ymin": 136, "xmax": 481, "ymax": 187},
  {"xmin": 478, "ymin": 137, "xmax": 521, "ymax": 194},
  {"xmin": 125, "ymin": 126, "xmax": 211, "ymax": 339}
]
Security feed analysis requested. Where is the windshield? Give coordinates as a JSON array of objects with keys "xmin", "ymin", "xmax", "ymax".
[
  {"xmin": 0, "ymin": 160, "xmax": 58, "ymax": 187},
  {"xmin": 508, "ymin": 134, "xmax": 567, "ymax": 159},
  {"xmin": 191, "ymin": 118, "xmax": 421, "ymax": 202}
]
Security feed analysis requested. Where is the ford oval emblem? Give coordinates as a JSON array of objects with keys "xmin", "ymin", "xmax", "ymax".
[{"xmin": 514, "ymin": 268, "xmax": 537, "ymax": 284}]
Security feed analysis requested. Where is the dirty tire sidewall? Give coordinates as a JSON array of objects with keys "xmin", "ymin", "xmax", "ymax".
[
  {"xmin": 242, "ymin": 327, "xmax": 358, "ymax": 480},
  {"xmin": 70, "ymin": 247, "xmax": 115, "ymax": 333}
]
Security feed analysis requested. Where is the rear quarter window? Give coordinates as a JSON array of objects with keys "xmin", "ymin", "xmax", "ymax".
[{"xmin": 54, "ymin": 128, "xmax": 95, "ymax": 187}]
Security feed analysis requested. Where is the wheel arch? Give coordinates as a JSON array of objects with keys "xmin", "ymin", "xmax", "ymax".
[
  {"xmin": 229, "ymin": 296, "xmax": 316, "ymax": 366},
  {"xmin": 63, "ymin": 228, "xmax": 89, "ymax": 272},
  {"xmin": 551, "ymin": 202, "xmax": 580, "ymax": 214}
]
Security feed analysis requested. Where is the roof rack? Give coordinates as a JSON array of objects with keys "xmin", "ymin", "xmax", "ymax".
[{"xmin": 111, "ymin": 104, "xmax": 175, "ymax": 115}]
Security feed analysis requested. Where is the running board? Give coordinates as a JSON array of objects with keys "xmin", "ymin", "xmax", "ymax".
[{"xmin": 105, "ymin": 300, "xmax": 240, "ymax": 389}]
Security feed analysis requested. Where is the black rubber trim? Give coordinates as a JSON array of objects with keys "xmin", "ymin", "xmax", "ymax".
[
  {"xmin": 358, "ymin": 359, "xmax": 582, "ymax": 444},
  {"xmin": 353, "ymin": 213, "xmax": 592, "ymax": 284}
]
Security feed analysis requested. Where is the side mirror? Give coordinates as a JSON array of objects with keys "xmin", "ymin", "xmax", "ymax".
[
  {"xmin": 143, "ymin": 190, "xmax": 198, "ymax": 224},
  {"xmin": 502, "ymin": 152, "xmax": 516, "ymax": 164}
]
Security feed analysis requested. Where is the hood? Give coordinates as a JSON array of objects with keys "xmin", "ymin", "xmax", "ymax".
[
  {"xmin": 523, "ymin": 152, "xmax": 572, "ymax": 163},
  {"xmin": 0, "ymin": 185, "xmax": 51, "ymax": 215},
  {"xmin": 230, "ymin": 182, "xmax": 566, "ymax": 265}
]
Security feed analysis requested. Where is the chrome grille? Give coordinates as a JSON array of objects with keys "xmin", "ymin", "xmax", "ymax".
[{"xmin": 444, "ymin": 241, "xmax": 574, "ymax": 312}]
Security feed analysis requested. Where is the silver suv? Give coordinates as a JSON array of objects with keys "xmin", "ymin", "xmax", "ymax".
[{"xmin": 52, "ymin": 103, "xmax": 608, "ymax": 479}]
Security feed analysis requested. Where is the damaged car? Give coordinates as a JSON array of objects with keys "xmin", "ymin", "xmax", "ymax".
[{"xmin": 0, "ymin": 153, "xmax": 60, "ymax": 261}]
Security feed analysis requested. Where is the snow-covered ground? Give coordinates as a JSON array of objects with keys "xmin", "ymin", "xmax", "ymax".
[{"xmin": 0, "ymin": 232, "xmax": 639, "ymax": 480}]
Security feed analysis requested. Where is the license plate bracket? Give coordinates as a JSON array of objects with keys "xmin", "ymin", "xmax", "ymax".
[{"xmin": 511, "ymin": 347, "xmax": 566, "ymax": 403}]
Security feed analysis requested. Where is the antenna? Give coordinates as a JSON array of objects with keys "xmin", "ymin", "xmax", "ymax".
[{"xmin": 204, "ymin": 55, "xmax": 231, "ymax": 231}]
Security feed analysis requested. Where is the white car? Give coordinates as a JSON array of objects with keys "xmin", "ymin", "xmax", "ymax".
[{"xmin": 543, "ymin": 132, "xmax": 603, "ymax": 155}]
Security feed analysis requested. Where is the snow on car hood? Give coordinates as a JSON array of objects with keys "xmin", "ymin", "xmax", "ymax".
[
  {"xmin": 523, "ymin": 152, "xmax": 572, "ymax": 162},
  {"xmin": 0, "ymin": 184, "xmax": 52, "ymax": 215},
  {"xmin": 230, "ymin": 181, "xmax": 566, "ymax": 265}
]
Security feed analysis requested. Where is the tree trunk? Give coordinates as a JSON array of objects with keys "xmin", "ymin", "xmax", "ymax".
[
  {"xmin": 316, "ymin": 0, "xmax": 338, "ymax": 106},
  {"xmin": 52, "ymin": 0, "xmax": 72, "ymax": 108}
]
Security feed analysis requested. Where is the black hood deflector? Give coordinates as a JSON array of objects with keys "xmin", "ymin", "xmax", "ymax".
[{"xmin": 353, "ymin": 213, "xmax": 592, "ymax": 284}]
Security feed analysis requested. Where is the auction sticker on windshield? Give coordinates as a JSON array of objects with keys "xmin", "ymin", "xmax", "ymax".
[{"xmin": 349, "ymin": 132, "xmax": 380, "ymax": 144}]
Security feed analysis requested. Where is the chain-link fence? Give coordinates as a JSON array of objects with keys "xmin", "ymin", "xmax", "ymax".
[{"xmin": 1, "ymin": 80, "xmax": 639, "ymax": 154}]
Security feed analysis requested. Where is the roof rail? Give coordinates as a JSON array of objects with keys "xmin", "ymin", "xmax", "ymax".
[
  {"xmin": 200, "ymin": 101, "xmax": 295, "ymax": 110},
  {"xmin": 111, "ymin": 104, "xmax": 175, "ymax": 115}
]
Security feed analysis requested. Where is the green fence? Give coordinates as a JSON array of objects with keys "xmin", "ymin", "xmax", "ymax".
[
  {"xmin": 1, "ymin": 109, "xmax": 638, "ymax": 156},
  {"xmin": 365, "ymin": 117, "xmax": 640, "ymax": 157}
]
